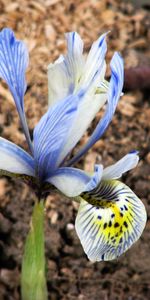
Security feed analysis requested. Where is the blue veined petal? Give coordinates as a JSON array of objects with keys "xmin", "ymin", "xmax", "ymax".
[
  {"xmin": 0, "ymin": 29, "xmax": 28, "ymax": 110},
  {"xmin": 46, "ymin": 165, "xmax": 103, "ymax": 197},
  {"xmin": 102, "ymin": 152, "xmax": 139, "ymax": 180},
  {"xmin": 64, "ymin": 31, "xmax": 84, "ymax": 86},
  {"xmin": 48, "ymin": 32, "xmax": 84, "ymax": 106},
  {"xmin": 66, "ymin": 31, "xmax": 84, "ymax": 59},
  {"xmin": 67, "ymin": 52, "xmax": 124, "ymax": 166},
  {"xmin": 75, "ymin": 180, "xmax": 146, "ymax": 262},
  {"xmin": 0, "ymin": 28, "xmax": 32, "ymax": 152},
  {"xmin": 33, "ymin": 90, "xmax": 87, "ymax": 179},
  {"xmin": 0, "ymin": 137, "xmax": 35, "ymax": 176}
]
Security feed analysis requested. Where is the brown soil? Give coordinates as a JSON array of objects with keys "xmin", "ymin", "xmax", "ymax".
[{"xmin": 0, "ymin": 0, "xmax": 150, "ymax": 299}]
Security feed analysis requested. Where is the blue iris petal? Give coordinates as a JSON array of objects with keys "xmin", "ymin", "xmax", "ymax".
[
  {"xmin": 33, "ymin": 90, "xmax": 86, "ymax": 179},
  {"xmin": 0, "ymin": 28, "xmax": 32, "ymax": 152},
  {"xmin": 67, "ymin": 52, "xmax": 124, "ymax": 166}
]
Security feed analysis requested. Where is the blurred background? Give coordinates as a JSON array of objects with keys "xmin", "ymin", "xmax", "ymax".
[{"xmin": 0, "ymin": 0, "xmax": 150, "ymax": 299}]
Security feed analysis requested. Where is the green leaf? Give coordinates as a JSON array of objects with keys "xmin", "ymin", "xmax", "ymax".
[{"xmin": 21, "ymin": 201, "xmax": 48, "ymax": 300}]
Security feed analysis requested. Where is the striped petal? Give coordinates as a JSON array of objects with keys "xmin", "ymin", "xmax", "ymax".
[
  {"xmin": 0, "ymin": 137, "xmax": 35, "ymax": 177},
  {"xmin": 102, "ymin": 152, "xmax": 139, "ymax": 180},
  {"xmin": 46, "ymin": 165, "xmax": 103, "ymax": 197},
  {"xmin": 68, "ymin": 52, "xmax": 124, "ymax": 166},
  {"xmin": 76, "ymin": 180, "xmax": 146, "ymax": 261},
  {"xmin": 33, "ymin": 90, "xmax": 88, "ymax": 179},
  {"xmin": 0, "ymin": 28, "xmax": 32, "ymax": 152}
]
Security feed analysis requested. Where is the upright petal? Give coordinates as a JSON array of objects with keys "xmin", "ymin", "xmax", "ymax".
[
  {"xmin": 76, "ymin": 180, "xmax": 146, "ymax": 261},
  {"xmin": 46, "ymin": 165, "xmax": 103, "ymax": 197},
  {"xmin": 102, "ymin": 151, "xmax": 139, "ymax": 180},
  {"xmin": 0, "ymin": 137, "xmax": 35, "ymax": 176},
  {"xmin": 64, "ymin": 32, "xmax": 85, "ymax": 88},
  {"xmin": 0, "ymin": 28, "xmax": 32, "ymax": 152},
  {"xmin": 33, "ymin": 90, "xmax": 87, "ymax": 179},
  {"xmin": 67, "ymin": 52, "xmax": 124, "ymax": 166},
  {"xmin": 57, "ymin": 92, "xmax": 107, "ymax": 166},
  {"xmin": 48, "ymin": 32, "xmax": 84, "ymax": 106},
  {"xmin": 48, "ymin": 55, "xmax": 69, "ymax": 106},
  {"xmin": 48, "ymin": 32, "xmax": 107, "ymax": 108},
  {"xmin": 48, "ymin": 33, "xmax": 108, "ymax": 165},
  {"xmin": 79, "ymin": 33, "xmax": 107, "ymax": 89}
]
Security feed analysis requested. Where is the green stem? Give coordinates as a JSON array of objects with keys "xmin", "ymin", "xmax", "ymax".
[{"xmin": 21, "ymin": 201, "xmax": 48, "ymax": 300}]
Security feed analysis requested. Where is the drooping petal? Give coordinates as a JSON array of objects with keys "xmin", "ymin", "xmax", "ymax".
[
  {"xmin": 102, "ymin": 152, "xmax": 139, "ymax": 180},
  {"xmin": 67, "ymin": 52, "xmax": 124, "ymax": 166},
  {"xmin": 46, "ymin": 165, "xmax": 103, "ymax": 197},
  {"xmin": 48, "ymin": 32, "xmax": 84, "ymax": 106},
  {"xmin": 33, "ymin": 90, "xmax": 88, "ymax": 179},
  {"xmin": 75, "ymin": 180, "xmax": 146, "ymax": 262},
  {"xmin": 0, "ymin": 137, "xmax": 35, "ymax": 176},
  {"xmin": 0, "ymin": 28, "xmax": 32, "ymax": 152}
]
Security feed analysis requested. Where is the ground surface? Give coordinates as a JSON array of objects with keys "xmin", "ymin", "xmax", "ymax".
[{"xmin": 0, "ymin": 0, "xmax": 150, "ymax": 299}]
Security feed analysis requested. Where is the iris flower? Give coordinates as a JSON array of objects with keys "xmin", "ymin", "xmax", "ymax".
[{"xmin": 0, "ymin": 28, "xmax": 146, "ymax": 262}]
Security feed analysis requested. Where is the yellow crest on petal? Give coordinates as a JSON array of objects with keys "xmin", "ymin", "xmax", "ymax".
[{"xmin": 75, "ymin": 180, "xmax": 147, "ymax": 261}]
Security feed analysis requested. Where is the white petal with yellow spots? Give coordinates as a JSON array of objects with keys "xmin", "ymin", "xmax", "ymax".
[{"xmin": 75, "ymin": 180, "xmax": 146, "ymax": 262}]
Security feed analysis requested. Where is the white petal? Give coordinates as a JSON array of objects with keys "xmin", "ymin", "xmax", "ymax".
[
  {"xmin": 48, "ymin": 32, "xmax": 84, "ymax": 106},
  {"xmin": 102, "ymin": 152, "xmax": 139, "ymax": 180},
  {"xmin": 48, "ymin": 56, "xmax": 69, "ymax": 106},
  {"xmin": 48, "ymin": 32, "xmax": 107, "ymax": 109},
  {"xmin": 75, "ymin": 180, "xmax": 146, "ymax": 262},
  {"xmin": 0, "ymin": 137, "xmax": 35, "ymax": 176}
]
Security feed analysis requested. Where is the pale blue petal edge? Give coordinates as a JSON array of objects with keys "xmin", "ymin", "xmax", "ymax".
[
  {"xmin": 0, "ymin": 137, "xmax": 35, "ymax": 176},
  {"xmin": 102, "ymin": 151, "xmax": 139, "ymax": 180}
]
